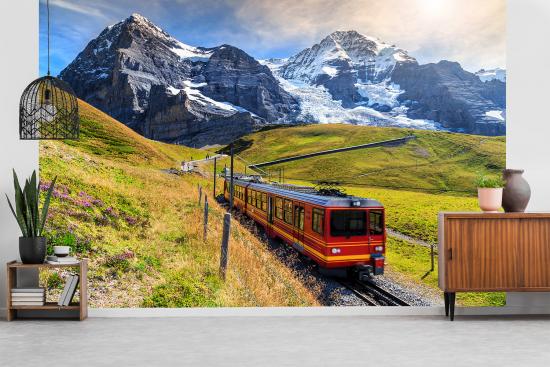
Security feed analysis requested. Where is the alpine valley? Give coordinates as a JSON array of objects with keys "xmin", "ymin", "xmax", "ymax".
[{"xmin": 60, "ymin": 14, "xmax": 506, "ymax": 146}]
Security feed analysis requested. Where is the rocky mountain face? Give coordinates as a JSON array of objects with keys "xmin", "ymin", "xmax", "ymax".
[
  {"xmin": 60, "ymin": 15, "xmax": 506, "ymax": 145},
  {"xmin": 60, "ymin": 14, "xmax": 297, "ymax": 146},
  {"xmin": 391, "ymin": 61, "xmax": 506, "ymax": 135}
]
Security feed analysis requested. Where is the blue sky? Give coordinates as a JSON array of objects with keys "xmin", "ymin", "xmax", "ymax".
[{"xmin": 40, "ymin": 0, "xmax": 506, "ymax": 76}]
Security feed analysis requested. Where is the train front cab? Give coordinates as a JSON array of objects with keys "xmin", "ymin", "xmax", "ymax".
[{"xmin": 322, "ymin": 206, "xmax": 386, "ymax": 279}]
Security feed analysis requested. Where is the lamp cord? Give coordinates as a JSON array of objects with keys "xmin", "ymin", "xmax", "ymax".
[{"xmin": 47, "ymin": 0, "xmax": 50, "ymax": 76}]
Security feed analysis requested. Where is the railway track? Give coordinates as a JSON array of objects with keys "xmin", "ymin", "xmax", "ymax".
[{"xmin": 340, "ymin": 279, "xmax": 411, "ymax": 306}]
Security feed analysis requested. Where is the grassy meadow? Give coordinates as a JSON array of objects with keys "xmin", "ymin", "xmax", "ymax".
[
  {"xmin": 230, "ymin": 123, "xmax": 505, "ymax": 194},
  {"xmin": 39, "ymin": 100, "xmax": 318, "ymax": 307}
]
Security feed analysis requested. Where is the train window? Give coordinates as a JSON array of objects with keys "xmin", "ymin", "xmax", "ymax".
[
  {"xmin": 255, "ymin": 191, "xmax": 261, "ymax": 208},
  {"xmin": 247, "ymin": 189, "xmax": 252, "ymax": 204},
  {"xmin": 312, "ymin": 208, "xmax": 324, "ymax": 235},
  {"xmin": 275, "ymin": 198, "xmax": 283, "ymax": 219},
  {"xmin": 284, "ymin": 200, "xmax": 293, "ymax": 224},
  {"xmin": 261, "ymin": 193, "xmax": 268, "ymax": 212},
  {"xmin": 330, "ymin": 210, "xmax": 366, "ymax": 237},
  {"xmin": 369, "ymin": 210, "xmax": 384, "ymax": 235},
  {"xmin": 294, "ymin": 206, "xmax": 305, "ymax": 230}
]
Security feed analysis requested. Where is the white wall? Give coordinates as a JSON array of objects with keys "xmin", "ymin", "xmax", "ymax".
[
  {"xmin": 0, "ymin": 1, "xmax": 39, "ymax": 310},
  {"xmin": 507, "ymin": 0, "xmax": 550, "ymax": 207},
  {"xmin": 506, "ymin": 0, "xmax": 550, "ymax": 308},
  {"xmin": 0, "ymin": 0, "xmax": 549, "ymax": 314}
]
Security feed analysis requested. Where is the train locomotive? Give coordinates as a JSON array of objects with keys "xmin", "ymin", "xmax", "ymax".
[{"xmin": 224, "ymin": 177, "xmax": 386, "ymax": 279}]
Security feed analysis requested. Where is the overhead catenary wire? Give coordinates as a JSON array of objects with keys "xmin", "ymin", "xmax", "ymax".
[{"xmin": 281, "ymin": 176, "xmax": 475, "ymax": 194}]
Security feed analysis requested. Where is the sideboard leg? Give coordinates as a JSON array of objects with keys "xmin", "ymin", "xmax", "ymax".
[
  {"xmin": 449, "ymin": 292, "xmax": 456, "ymax": 321},
  {"xmin": 444, "ymin": 292, "xmax": 449, "ymax": 317}
]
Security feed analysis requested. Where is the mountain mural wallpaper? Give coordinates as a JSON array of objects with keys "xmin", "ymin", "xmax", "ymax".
[{"xmin": 39, "ymin": 0, "xmax": 506, "ymax": 308}]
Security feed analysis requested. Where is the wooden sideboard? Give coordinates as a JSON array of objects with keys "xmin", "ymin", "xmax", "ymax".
[{"xmin": 438, "ymin": 212, "xmax": 550, "ymax": 320}]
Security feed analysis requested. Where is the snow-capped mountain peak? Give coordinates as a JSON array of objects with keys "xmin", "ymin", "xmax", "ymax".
[
  {"xmin": 121, "ymin": 13, "xmax": 213, "ymax": 62},
  {"xmin": 279, "ymin": 30, "xmax": 416, "ymax": 85}
]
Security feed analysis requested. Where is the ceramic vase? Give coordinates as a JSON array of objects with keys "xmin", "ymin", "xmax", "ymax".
[
  {"xmin": 478, "ymin": 188, "xmax": 503, "ymax": 213},
  {"xmin": 502, "ymin": 169, "xmax": 531, "ymax": 212}
]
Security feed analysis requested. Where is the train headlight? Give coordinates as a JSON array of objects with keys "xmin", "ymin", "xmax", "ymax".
[
  {"xmin": 351, "ymin": 200, "xmax": 361, "ymax": 207},
  {"xmin": 331, "ymin": 248, "xmax": 341, "ymax": 254},
  {"xmin": 374, "ymin": 246, "xmax": 384, "ymax": 252}
]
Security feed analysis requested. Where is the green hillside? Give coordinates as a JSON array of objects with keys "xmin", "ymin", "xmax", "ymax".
[
  {"xmin": 229, "ymin": 124, "xmax": 505, "ymax": 194},
  {"xmin": 39, "ymin": 100, "xmax": 318, "ymax": 307}
]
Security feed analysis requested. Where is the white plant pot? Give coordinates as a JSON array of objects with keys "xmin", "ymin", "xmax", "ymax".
[{"xmin": 478, "ymin": 188, "xmax": 503, "ymax": 212}]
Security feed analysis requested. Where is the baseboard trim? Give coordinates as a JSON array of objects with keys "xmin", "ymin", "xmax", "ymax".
[
  {"xmin": 89, "ymin": 306, "xmax": 550, "ymax": 317},
  {"xmin": 2, "ymin": 306, "xmax": 550, "ymax": 320}
]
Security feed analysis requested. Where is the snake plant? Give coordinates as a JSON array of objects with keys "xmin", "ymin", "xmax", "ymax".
[{"xmin": 5, "ymin": 170, "xmax": 56, "ymax": 237}]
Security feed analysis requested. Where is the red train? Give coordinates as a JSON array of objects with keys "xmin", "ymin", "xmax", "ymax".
[{"xmin": 224, "ymin": 177, "xmax": 386, "ymax": 279}]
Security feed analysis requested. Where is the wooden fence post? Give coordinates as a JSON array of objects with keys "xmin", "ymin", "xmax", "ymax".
[
  {"xmin": 213, "ymin": 157, "xmax": 217, "ymax": 198},
  {"xmin": 219, "ymin": 213, "xmax": 231, "ymax": 280},
  {"xmin": 198, "ymin": 185, "xmax": 202, "ymax": 205},
  {"xmin": 203, "ymin": 195, "xmax": 208, "ymax": 241}
]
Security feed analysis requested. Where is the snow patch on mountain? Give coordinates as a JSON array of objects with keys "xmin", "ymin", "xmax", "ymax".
[
  {"xmin": 355, "ymin": 80, "xmax": 403, "ymax": 108},
  {"xmin": 170, "ymin": 41, "xmax": 212, "ymax": 62},
  {"xmin": 485, "ymin": 110, "xmax": 505, "ymax": 121},
  {"xmin": 167, "ymin": 80, "xmax": 252, "ymax": 115},
  {"xmin": 476, "ymin": 68, "xmax": 506, "ymax": 82},
  {"xmin": 322, "ymin": 66, "xmax": 338, "ymax": 77}
]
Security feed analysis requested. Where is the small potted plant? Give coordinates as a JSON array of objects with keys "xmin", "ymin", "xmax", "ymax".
[
  {"xmin": 5, "ymin": 170, "xmax": 56, "ymax": 264},
  {"xmin": 475, "ymin": 173, "xmax": 504, "ymax": 212}
]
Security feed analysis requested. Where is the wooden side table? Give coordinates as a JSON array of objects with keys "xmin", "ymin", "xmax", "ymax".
[{"xmin": 6, "ymin": 259, "xmax": 88, "ymax": 321}]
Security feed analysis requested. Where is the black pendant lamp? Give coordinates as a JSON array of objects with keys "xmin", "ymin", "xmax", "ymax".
[{"xmin": 19, "ymin": 0, "xmax": 79, "ymax": 140}]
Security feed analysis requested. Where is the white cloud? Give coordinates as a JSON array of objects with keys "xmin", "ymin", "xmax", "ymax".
[
  {"xmin": 48, "ymin": 0, "xmax": 107, "ymax": 18},
  {"xmin": 232, "ymin": 0, "xmax": 506, "ymax": 71}
]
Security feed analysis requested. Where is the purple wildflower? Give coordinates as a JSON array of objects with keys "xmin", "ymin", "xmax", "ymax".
[{"xmin": 125, "ymin": 216, "xmax": 138, "ymax": 226}]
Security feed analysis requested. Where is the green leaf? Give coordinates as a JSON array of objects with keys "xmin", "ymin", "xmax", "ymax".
[
  {"xmin": 38, "ymin": 176, "xmax": 56, "ymax": 236},
  {"xmin": 24, "ymin": 179, "xmax": 36, "ymax": 237},
  {"xmin": 13, "ymin": 170, "xmax": 30, "ymax": 237},
  {"xmin": 30, "ymin": 171, "xmax": 39, "ymax": 234},
  {"xmin": 5, "ymin": 194, "xmax": 27, "ymax": 237}
]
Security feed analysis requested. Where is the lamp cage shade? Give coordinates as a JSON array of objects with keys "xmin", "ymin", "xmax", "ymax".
[{"xmin": 19, "ymin": 75, "xmax": 79, "ymax": 140}]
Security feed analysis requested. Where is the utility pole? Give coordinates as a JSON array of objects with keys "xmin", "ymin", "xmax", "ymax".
[
  {"xmin": 213, "ymin": 157, "xmax": 217, "ymax": 198},
  {"xmin": 229, "ymin": 144, "xmax": 234, "ymax": 211}
]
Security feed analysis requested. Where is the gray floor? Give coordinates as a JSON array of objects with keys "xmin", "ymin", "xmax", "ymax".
[{"xmin": 1, "ymin": 316, "xmax": 549, "ymax": 367}]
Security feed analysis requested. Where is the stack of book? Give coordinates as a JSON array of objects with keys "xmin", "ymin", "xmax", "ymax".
[
  {"xmin": 58, "ymin": 274, "xmax": 80, "ymax": 306},
  {"xmin": 11, "ymin": 288, "xmax": 45, "ymax": 306},
  {"xmin": 46, "ymin": 256, "xmax": 79, "ymax": 265}
]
